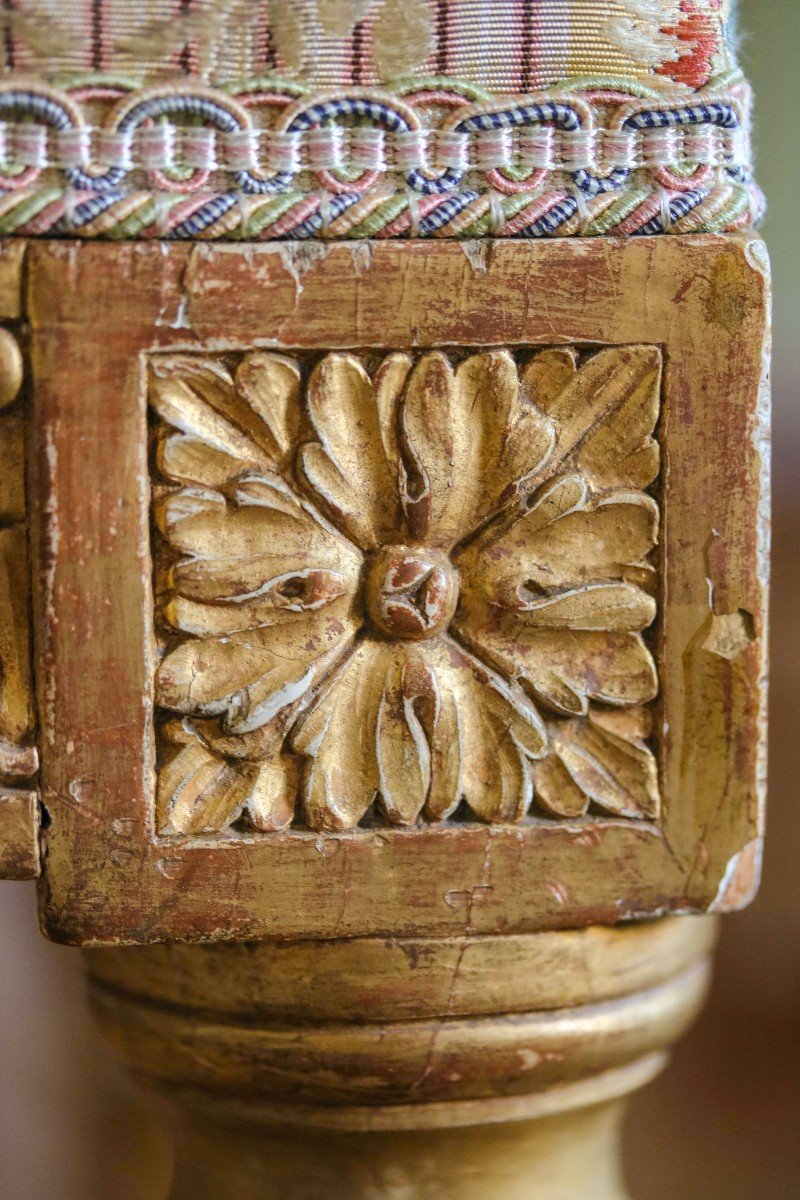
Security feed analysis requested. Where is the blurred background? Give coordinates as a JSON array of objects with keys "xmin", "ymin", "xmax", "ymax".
[{"xmin": 1, "ymin": 2, "xmax": 798, "ymax": 1196}]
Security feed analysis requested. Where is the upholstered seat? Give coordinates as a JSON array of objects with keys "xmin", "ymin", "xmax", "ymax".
[{"xmin": 0, "ymin": 0, "xmax": 758, "ymax": 239}]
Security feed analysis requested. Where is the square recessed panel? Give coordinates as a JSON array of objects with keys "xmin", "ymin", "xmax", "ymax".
[
  {"xmin": 149, "ymin": 344, "xmax": 662, "ymax": 838},
  {"xmin": 28, "ymin": 236, "xmax": 769, "ymax": 945}
]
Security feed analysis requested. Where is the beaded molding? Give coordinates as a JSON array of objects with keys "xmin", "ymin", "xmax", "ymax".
[{"xmin": 0, "ymin": 77, "xmax": 761, "ymax": 239}]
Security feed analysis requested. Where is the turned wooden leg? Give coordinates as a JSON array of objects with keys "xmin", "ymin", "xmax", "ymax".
[
  {"xmin": 165, "ymin": 1103, "xmax": 632, "ymax": 1200},
  {"xmin": 85, "ymin": 917, "xmax": 715, "ymax": 1198}
]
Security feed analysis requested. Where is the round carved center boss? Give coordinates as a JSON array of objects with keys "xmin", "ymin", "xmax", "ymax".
[{"xmin": 364, "ymin": 546, "xmax": 459, "ymax": 640}]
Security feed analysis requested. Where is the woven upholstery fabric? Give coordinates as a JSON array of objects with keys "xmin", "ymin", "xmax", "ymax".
[
  {"xmin": 1, "ymin": 1, "xmax": 736, "ymax": 91},
  {"xmin": 0, "ymin": 0, "xmax": 760, "ymax": 240}
]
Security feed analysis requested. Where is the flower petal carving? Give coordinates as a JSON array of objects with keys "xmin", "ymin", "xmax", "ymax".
[
  {"xmin": 520, "ymin": 344, "xmax": 661, "ymax": 489},
  {"xmin": 155, "ymin": 466, "xmax": 362, "ymax": 738},
  {"xmin": 456, "ymin": 618, "xmax": 658, "ymax": 717},
  {"xmin": 505, "ymin": 583, "xmax": 656, "ymax": 630},
  {"xmin": 150, "ymin": 344, "xmax": 663, "ymax": 833},
  {"xmin": 400, "ymin": 350, "xmax": 555, "ymax": 548},
  {"xmin": 290, "ymin": 640, "xmax": 449, "ymax": 832},
  {"xmin": 156, "ymin": 473, "xmax": 361, "ymax": 600},
  {"xmin": 151, "ymin": 358, "xmax": 276, "ymax": 470},
  {"xmin": 290, "ymin": 636, "xmax": 547, "ymax": 831},
  {"xmin": 457, "ymin": 476, "xmax": 658, "ymax": 603},
  {"xmin": 152, "ymin": 351, "xmax": 311, "ymax": 486},
  {"xmin": 291, "ymin": 639, "xmax": 385, "ymax": 831},
  {"xmin": 375, "ymin": 646, "xmax": 433, "ymax": 827},
  {"xmin": 234, "ymin": 353, "xmax": 305, "ymax": 470},
  {"xmin": 522, "ymin": 348, "xmax": 578, "ymax": 412},
  {"xmin": 157, "ymin": 720, "xmax": 297, "ymax": 834},
  {"xmin": 422, "ymin": 637, "xmax": 547, "ymax": 823},
  {"xmin": 156, "ymin": 611, "xmax": 358, "ymax": 733},
  {"xmin": 533, "ymin": 707, "xmax": 659, "ymax": 820},
  {"xmin": 298, "ymin": 353, "xmax": 404, "ymax": 549}
]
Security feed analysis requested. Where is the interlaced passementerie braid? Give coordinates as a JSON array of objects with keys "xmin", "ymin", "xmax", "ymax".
[{"xmin": 0, "ymin": 74, "xmax": 761, "ymax": 239}]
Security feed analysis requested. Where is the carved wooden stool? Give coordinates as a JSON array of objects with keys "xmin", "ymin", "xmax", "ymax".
[{"xmin": 0, "ymin": 5, "xmax": 769, "ymax": 1197}]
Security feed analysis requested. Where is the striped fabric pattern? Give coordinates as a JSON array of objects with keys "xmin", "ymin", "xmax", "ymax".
[
  {"xmin": 0, "ymin": 1, "xmax": 757, "ymax": 241},
  {"xmin": 0, "ymin": 1, "xmax": 735, "ymax": 93}
]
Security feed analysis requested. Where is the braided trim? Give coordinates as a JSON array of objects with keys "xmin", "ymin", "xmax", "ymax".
[{"xmin": 0, "ymin": 77, "xmax": 760, "ymax": 239}]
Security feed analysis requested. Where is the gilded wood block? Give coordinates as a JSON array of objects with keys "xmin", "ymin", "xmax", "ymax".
[
  {"xmin": 23, "ymin": 235, "xmax": 768, "ymax": 945},
  {"xmin": 0, "ymin": 789, "xmax": 39, "ymax": 879},
  {"xmin": 0, "ymin": 312, "xmax": 40, "ymax": 880}
]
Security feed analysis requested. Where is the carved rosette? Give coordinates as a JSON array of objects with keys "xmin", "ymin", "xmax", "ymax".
[{"xmin": 150, "ymin": 344, "xmax": 661, "ymax": 835}]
